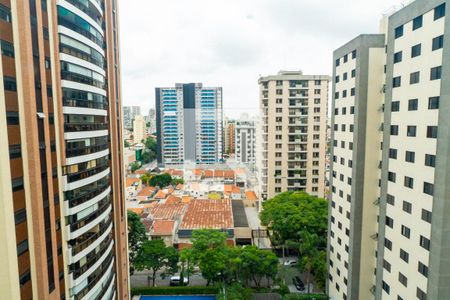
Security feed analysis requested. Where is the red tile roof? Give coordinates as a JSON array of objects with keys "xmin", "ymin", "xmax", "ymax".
[
  {"xmin": 165, "ymin": 195, "xmax": 182, "ymax": 204},
  {"xmin": 204, "ymin": 170, "xmax": 214, "ymax": 178},
  {"xmin": 245, "ymin": 190, "xmax": 258, "ymax": 200},
  {"xmin": 179, "ymin": 199, "xmax": 233, "ymax": 230},
  {"xmin": 137, "ymin": 187, "xmax": 156, "ymax": 197},
  {"xmin": 126, "ymin": 178, "xmax": 140, "ymax": 187},
  {"xmin": 151, "ymin": 220, "xmax": 175, "ymax": 235},
  {"xmin": 150, "ymin": 203, "xmax": 186, "ymax": 220},
  {"xmin": 223, "ymin": 170, "xmax": 235, "ymax": 178},
  {"xmin": 154, "ymin": 190, "xmax": 167, "ymax": 199},
  {"xmin": 214, "ymin": 170, "xmax": 224, "ymax": 177}
]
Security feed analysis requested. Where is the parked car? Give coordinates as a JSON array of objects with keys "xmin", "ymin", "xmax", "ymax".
[
  {"xmin": 169, "ymin": 275, "xmax": 189, "ymax": 286},
  {"xmin": 283, "ymin": 259, "xmax": 298, "ymax": 267},
  {"xmin": 293, "ymin": 276, "xmax": 305, "ymax": 291}
]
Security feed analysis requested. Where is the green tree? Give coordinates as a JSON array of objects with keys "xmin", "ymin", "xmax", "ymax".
[
  {"xmin": 240, "ymin": 246, "xmax": 278, "ymax": 288},
  {"xmin": 144, "ymin": 137, "xmax": 157, "ymax": 162},
  {"xmin": 127, "ymin": 211, "xmax": 147, "ymax": 275},
  {"xmin": 140, "ymin": 173, "xmax": 152, "ymax": 185},
  {"xmin": 260, "ymin": 191, "xmax": 328, "ymax": 247},
  {"xmin": 298, "ymin": 231, "xmax": 320, "ymax": 293},
  {"xmin": 179, "ymin": 248, "xmax": 195, "ymax": 285},
  {"xmin": 148, "ymin": 173, "xmax": 173, "ymax": 188},
  {"xmin": 311, "ymin": 250, "xmax": 327, "ymax": 290},
  {"xmin": 172, "ymin": 178, "xmax": 184, "ymax": 186},
  {"xmin": 124, "ymin": 140, "xmax": 130, "ymax": 148},
  {"xmin": 130, "ymin": 161, "xmax": 140, "ymax": 173},
  {"xmin": 217, "ymin": 282, "xmax": 252, "ymax": 300},
  {"xmin": 135, "ymin": 239, "xmax": 179, "ymax": 287}
]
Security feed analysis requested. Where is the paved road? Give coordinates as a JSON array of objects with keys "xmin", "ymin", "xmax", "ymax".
[{"xmin": 131, "ymin": 270, "xmax": 207, "ymax": 288}]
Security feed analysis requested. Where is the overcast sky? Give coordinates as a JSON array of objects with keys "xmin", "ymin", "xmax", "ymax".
[{"xmin": 119, "ymin": 0, "xmax": 407, "ymax": 118}]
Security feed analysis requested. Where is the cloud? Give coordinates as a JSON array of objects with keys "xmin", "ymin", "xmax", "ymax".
[{"xmin": 119, "ymin": 0, "xmax": 406, "ymax": 117}]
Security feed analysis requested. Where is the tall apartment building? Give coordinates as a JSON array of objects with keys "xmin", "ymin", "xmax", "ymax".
[
  {"xmin": 146, "ymin": 107, "xmax": 156, "ymax": 134},
  {"xmin": 123, "ymin": 105, "xmax": 140, "ymax": 130},
  {"xmin": 224, "ymin": 118, "xmax": 235, "ymax": 155},
  {"xmin": 155, "ymin": 83, "xmax": 223, "ymax": 166},
  {"xmin": 328, "ymin": 1, "xmax": 450, "ymax": 299},
  {"xmin": 235, "ymin": 120, "xmax": 256, "ymax": 164},
  {"xmin": 258, "ymin": 71, "xmax": 329, "ymax": 200},
  {"xmin": 0, "ymin": 0, "xmax": 129, "ymax": 299},
  {"xmin": 133, "ymin": 115, "xmax": 146, "ymax": 144}
]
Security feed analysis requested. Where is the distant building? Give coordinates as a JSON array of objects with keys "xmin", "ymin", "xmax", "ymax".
[
  {"xmin": 123, "ymin": 105, "xmax": 141, "ymax": 130},
  {"xmin": 133, "ymin": 115, "xmax": 146, "ymax": 144},
  {"xmin": 235, "ymin": 120, "xmax": 256, "ymax": 164},
  {"xmin": 258, "ymin": 71, "xmax": 330, "ymax": 200},
  {"xmin": 224, "ymin": 118, "xmax": 236, "ymax": 155},
  {"xmin": 147, "ymin": 108, "xmax": 156, "ymax": 134},
  {"xmin": 155, "ymin": 83, "xmax": 223, "ymax": 166}
]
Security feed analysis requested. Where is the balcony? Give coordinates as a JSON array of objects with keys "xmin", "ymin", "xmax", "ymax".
[
  {"xmin": 78, "ymin": 261, "xmax": 115, "ymax": 300},
  {"xmin": 66, "ymin": 203, "xmax": 112, "ymax": 240},
  {"xmin": 68, "ymin": 197, "xmax": 110, "ymax": 232},
  {"xmin": 64, "ymin": 122, "xmax": 108, "ymax": 132},
  {"xmin": 66, "ymin": 162, "xmax": 109, "ymax": 183},
  {"xmin": 65, "ymin": 178, "xmax": 109, "ymax": 208},
  {"xmin": 66, "ymin": 143, "xmax": 109, "ymax": 158},
  {"xmin": 64, "ymin": 0, "xmax": 103, "ymax": 27},
  {"xmin": 61, "ymin": 70, "xmax": 105, "ymax": 89},
  {"xmin": 68, "ymin": 218, "xmax": 112, "ymax": 257}
]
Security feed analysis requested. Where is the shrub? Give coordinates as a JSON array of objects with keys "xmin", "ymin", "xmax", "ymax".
[
  {"xmin": 283, "ymin": 294, "xmax": 329, "ymax": 300},
  {"xmin": 130, "ymin": 286, "xmax": 219, "ymax": 296}
]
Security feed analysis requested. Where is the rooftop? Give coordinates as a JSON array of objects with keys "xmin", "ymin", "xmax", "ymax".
[
  {"xmin": 179, "ymin": 199, "xmax": 233, "ymax": 230},
  {"xmin": 126, "ymin": 178, "xmax": 140, "ymax": 187},
  {"xmin": 245, "ymin": 190, "xmax": 258, "ymax": 201},
  {"xmin": 151, "ymin": 220, "xmax": 175, "ymax": 236},
  {"xmin": 137, "ymin": 186, "xmax": 156, "ymax": 197},
  {"xmin": 150, "ymin": 203, "xmax": 186, "ymax": 220}
]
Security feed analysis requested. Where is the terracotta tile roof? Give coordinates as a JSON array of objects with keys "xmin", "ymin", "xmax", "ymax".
[
  {"xmin": 135, "ymin": 169, "xmax": 147, "ymax": 175},
  {"xmin": 167, "ymin": 187, "xmax": 175, "ymax": 195},
  {"xmin": 142, "ymin": 219, "xmax": 153, "ymax": 232},
  {"xmin": 137, "ymin": 187, "xmax": 156, "ymax": 197},
  {"xmin": 165, "ymin": 195, "xmax": 181, "ymax": 205},
  {"xmin": 154, "ymin": 190, "xmax": 167, "ymax": 199},
  {"xmin": 224, "ymin": 185, "xmax": 233, "ymax": 193},
  {"xmin": 176, "ymin": 183, "xmax": 184, "ymax": 190},
  {"xmin": 150, "ymin": 203, "xmax": 186, "ymax": 220},
  {"xmin": 214, "ymin": 170, "xmax": 224, "ymax": 177},
  {"xmin": 245, "ymin": 190, "xmax": 258, "ymax": 201},
  {"xmin": 181, "ymin": 196, "xmax": 192, "ymax": 203},
  {"xmin": 143, "ymin": 203, "xmax": 157, "ymax": 209},
  {"xmin": 179, "ymin": 199, "xmax": 233, "ymax": 230},
  {"xmin": 127, "ymin": 208, "xmax": 144, "ymax": 215},
  {"xmin": 194, "ymin": 169, "xmax": 203, "ymax": 176},
  {"xmin": 172, "ymin": 170, "xmax": 184, "ymax": 177},
  {"xmin": 126, "ymin": 178, "xmax": 140, "ymax": 187},
  {"xmin": 151, "ymin": 220, "xmax": 175, "ymax": 236},
  {"xmin": 223, "ymin": 170, "xmax": 235, "ymax": 178},
  {"xmin": 231, "ymin": 186, "xmax": 241, "ymax": 194},
  {"xmin": 204, "ymin": 170, "xmax": 214, "ymax": 178}
]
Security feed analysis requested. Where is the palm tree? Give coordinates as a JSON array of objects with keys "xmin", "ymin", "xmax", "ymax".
[{"xmin": 298, "ymin": 231, "xmax": 319, "ymax": 293}]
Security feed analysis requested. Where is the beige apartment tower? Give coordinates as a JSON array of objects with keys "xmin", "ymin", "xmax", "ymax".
[
  {"xmin": 133, "ymin": 115, "xmax": 146, "ymax": 144},
  {"xmin": 327, "ymin": 1, "xmax": 450, "ymax": 299},
  {"xmin": 258, "ymin": 71, "xmax": 329, "ymax": 200},
  {"xmin": 0, "ymin": 0, "xmax": 129, "ymax": 299}
]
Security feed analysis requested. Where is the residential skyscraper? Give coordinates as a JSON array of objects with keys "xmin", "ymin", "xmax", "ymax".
[
  {"xmin": 123, "ymin": 105, "xmax": 140, "ymax": 130},
  {"xmin": 147, "ymin": 107, "xmax": 156, "ymax": 134},
  {"xmin": 224, "ymin": 118, "xmax": 235, "ymax": 156},
  {"xmin": 0, "ymin": 0, "xmax": 129, "ymax": 299},
  {"xmin": 328, "ymin": 1, "xmax": 450, "ymax": 299},
  {"xmin": 133, "ymin": 115, "xmax": 146, "ymax": 144},
  {"xmin": 155, "ymin": 83, "xmax": 223, "ymax": 166},
  {"xmin": 258, "ymin": 71, "xmax": 329, "ymax": 200},
  {"xmin": 235, "ymin": 120, "xmax": 256, "ymax": 164}
]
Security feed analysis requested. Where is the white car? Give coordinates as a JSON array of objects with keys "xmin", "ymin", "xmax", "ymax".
[
  {"xmin": 170, "ymin": 275, "xmax": 189, "ymax": 286},
  {"xmin": 283, "ymin": 259, "xmax": 298, "ymax": 267}
]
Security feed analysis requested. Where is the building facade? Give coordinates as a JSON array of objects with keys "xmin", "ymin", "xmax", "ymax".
[
  {"xmin": 235, "ymin": 120, "xmax": 256, "ymax": 164},
  {"xmin": 258, "ymin": 71, "xmax": 329, "ymax": 200},
  {"xmin": 156, "ymin": 83, "xmax": 223, "ymax": 166},
  {"xmin": 0, "ymin": 0, "xmax": 129, "ymax": 299},
  {"xmin": 133, "ymin": 114, "xmax": 146, "ymax": 144},
  {"xmin": 146, "ymin": 107, "xmax": 156, "ymax": 134},
  {"xmin": 224, "ymin": 118, "xmax": 235, "ymax": 156},
  {"xmin": 123, "ymin": 105, "xmax": 140, "ymax": 130},
  {"xmin": 327, "ymin": 1, "xmax": 450, "ymax": 299}
]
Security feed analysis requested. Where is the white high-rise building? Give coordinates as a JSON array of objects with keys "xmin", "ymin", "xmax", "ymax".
[
  {"xmin": 133, "ymin": 115, "xmax": 146, "ymax": 144},
  {"xmin": 155, "ymin": 83, "xmax": 223, "ymax": 166},
  {"xmin": 123, "ymin": 106, "xmax": 141, "ymax": 130},
  {"xmin": 328, "ymin": 1, "xmax": 450, "ymax": 299},
  {"xmin": 258, "ymin": 71, "xmax": 330, "ymax": 200},
  {"xmin": 235, "ymin": 120, "xmax": 256, "ymax": 164}
]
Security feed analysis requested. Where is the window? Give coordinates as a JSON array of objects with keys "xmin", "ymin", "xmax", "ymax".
[
  {"xmin": 434, "ymin": 3, "xmax": 446, "ymax": 20},
  {"xmin": 394, "ymin": 51, "xmax": 402, "ymax": 63},
  {"xmin": 386, "ymin": 194, "xmax": 395, "ymax": 205},
  {"xmin": 350, "ymin": 88, "xmax": 355, "ymax": 96},
  {"xmin": 420, "ymin": 235, "xmax": 430, "ymax": 251},
  {"xmin": 0, "ymin": 3, "xmax": 12, "ymax": 23},
  {"xmin": 401, "ymin": 225, "xmax": 411, "ymax": 238},
  {"xmin": 410, "ymin": 71, "xmax": 420, "ymax": 84},
  {"xmin": 411, "ymin": 44, "xmax": 421, "ymax": 57},
  {"xmin": 388, "ymin": 172, "xmax": 396, "ymax": 183},
  {"xmin": 3, "ymin": 76, "xmax": 17, "ymax": 91},
  {"xmin": 335, "ymin": 75, "xmax": 340, "ymax": 83},
  {"xmin": 335, "ymin": 92, "xmax": 339, "ymax": 99},
  {"xmin": 417, "ymin": 288, "xmax": 427, "ymax": 300},
  {"xmin": 424, "ymin": 182, "xmax": 434, "ymax": 195},
  {"xmin": 430, "ymin": 66, "xmax": 442, "ymax": 80},
  {"xmin": 389, "ymin": 148, "xmax": 397, "ymax": 159},
  {"xmin": 428, "ymin": 96, "xmax": 439, "ymax": 109},
  {"xmin": 386, "ymin": 216, "xmax": 394, "ymax": 228},
  {"xmin": 425, "ymin": 154, "xmax": 436, "ymax": 167},
  {"xmin": 422, "ymin": 209, "xmax": 432, "ymax": 223},
  {"xmin": 17, "ymin": 239, "xmax": 29, "ymax": 256},
  {"xmin": 336, "ymin": 58, "xmax": 340, "ymax": 66},
  {"xmin": 383, "ymin": 259, "xmax": 391, "ymax": 272},
  {"xmin": 385, "ymin": 238, "xmax": 392, "ymax": 250},
  {"xmin": 342, "ymin": 90, "xmax": 347, "ymax": 98},
  {"xmin": 404, "ymin": 176, "xmax": 414, "ymax": 188},
  {"xmin": 0, "ymin": 40, "xmax": 14, "ymax": 57},
  {"xmin": 400, "ymin": 248, "xmax": 409, "ymax": 262},
  {"xmin": 391, "ymin": 101, "xmax": 400, "ymax": 112},
  {"xmin": 407, "ymin": 125, "xmax": 416, "ymax": 137},
  {"xmin": 350, "ymin": 106, "xmax": 354, "ymax": 114},
  {"xmin": 432, "ymin": 35, "xmax": 444, "ymax": 50},
  {"xmin": 427, "ymin": 126, "xmax": 438, "ymax": 138},
  {"xmin": 344, "ymin": 54, "xmax": 348, "ymax": 63},
  {"xmin": 382, "ymin": 281, "xmax": 390, "ymax": 294},
  {"xmin": 405, "ymin": 151, "xmax": 415, "ymax": 163},
  {"xmin": 14, "ymin": 209, "xmax": 26, "ymax": 225},
  {"xmin": 413, "ymin": 15, "xmax": 423, "ymax": 30},
  {"xmin": 403, "ymin": 201, "xmax": 412, "ymax": 214},
  {"xmin": 351, "ymin": 69, "xmax": 356, "ymax": 77},
  {"xmin": 408, "ymin": 99, "xmax": 418, "ymax": 110},
  {"xmin": 395, "ymin": 25, "xmax": 403, "ymax": 38},
  {"xmin": 399, "ymin": 272, "xmax": 408, "ymax": 287},
  {"xmin": 393, "ymin": 76, "xmax": 401, "ymax": 87},
  {"xmin": 343, "ymin": 72, "xmax": 348, "ymax": 80},
  {"xmin": 352, "ymin": 50, "xmax": 356, "ymax": 59},
  {"xmin": 418, "ymin": 262, "xmax": 428, "ymax": 277},
  {"xmin": 390, "ymin": 125, "xmax": 398, "ymax": 135}
]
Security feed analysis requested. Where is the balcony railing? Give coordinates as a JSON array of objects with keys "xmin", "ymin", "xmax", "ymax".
[
  {"xmin": 69, "ymin": 217, "xmax": 112, "ymax": 256},
  {"xmin": 66, "ymin": 180, "xmax": 110, "ymax": 208},
  {"xmin": 69, "ymin": 198, "xmax": 111, "ymax": 232},
  {"xmin": 70, "ymin": 235, "xmax": 112, "ymax": 279},
  {"xmin": 58, "ymin": 17, "xmax": 104, "ymax": 48},
  {"xmin": 64, "ymin": 0, "xmax": 103, "ymax": 26},
  {"xmin": 64, "ymin": 122, "xmax": 108, "ymax": 132},
  {"xmin": 66, "ymin": 162, "xmax": 109, "ymax": 183},
  {"xmin": 61, "ymin": 70, "xmax": 105, "ymax": 89},
  {"xmin": 66, "ymin": 143, "xmax": 109, "ymax": 158},
  {"xmin": 60, "ymin": 43, "xmax": 104, "ymax": 68}
]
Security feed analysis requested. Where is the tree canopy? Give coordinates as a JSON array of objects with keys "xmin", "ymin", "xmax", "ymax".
[
  {"xmin": 127, "ymin": 211, "xmax": 147, "ymax": 274},
  {"xmin": 260, "ymin": 191, "xmax": 328, "ymax": 247}
]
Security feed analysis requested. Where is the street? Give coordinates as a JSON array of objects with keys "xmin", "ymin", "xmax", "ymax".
[{"xmin": 131, "ymin": 270, "xmax": 207, "ymax": 288}]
